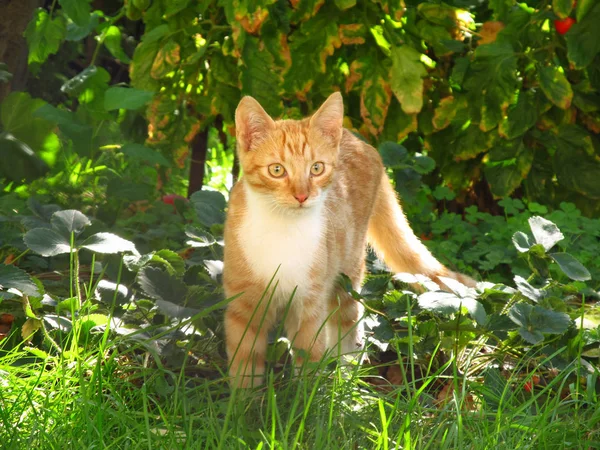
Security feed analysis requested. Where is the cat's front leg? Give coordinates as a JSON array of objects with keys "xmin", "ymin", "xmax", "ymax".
[
  {"xmin": 284, "ymin": 294, "xmax": 331, "ymax": 369},
  {"xmin": 225, "ymin": 286, "xmax": 276, "ymax": 388}
]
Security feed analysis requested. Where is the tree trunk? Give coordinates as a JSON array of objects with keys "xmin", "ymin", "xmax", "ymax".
[
  {"xmin": 187, "ymin": 129, "xmax": 208, "ymax": 198},
  {"xmin": 0, "ymin": 0, "xmax": 38, "ymax": 103}
]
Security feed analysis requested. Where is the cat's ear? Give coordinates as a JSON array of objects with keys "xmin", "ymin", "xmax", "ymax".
[
  {"xmin": 235, "ymin": 96, "xmax": 276, "ymax": 152},
  {"xmin": 309, "ymin": 92, "xmax": 344, "ymax": 147}
]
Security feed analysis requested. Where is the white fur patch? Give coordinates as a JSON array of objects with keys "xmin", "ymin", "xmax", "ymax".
[{"xmin": 237, "ymin": 183, "xmax": 325, "ymax": 304}]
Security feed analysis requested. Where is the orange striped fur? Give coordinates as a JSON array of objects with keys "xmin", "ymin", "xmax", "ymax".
[{"xmin": 223, "ymin": 92, "xmax": 475, "ymax": 388}]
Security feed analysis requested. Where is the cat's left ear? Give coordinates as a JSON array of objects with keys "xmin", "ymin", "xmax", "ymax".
[{"xmin": 309, "ymin": 92, "xmax": 344, "ymax": 147}]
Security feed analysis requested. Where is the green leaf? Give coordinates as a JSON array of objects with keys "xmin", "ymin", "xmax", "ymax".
[
  {"xmin": 335, "ymin": 0, "xmax": 356, "ymax": 9},
  {"xmin": 120, "ymin": 144, "xmax": 170, "ymax": 167},
  {"xmin": 81, "ymin": 233, "xmax": 139, "ymax": 255},
  {"xmin": 130, "ymin": 26, "xmax": 170, "ymax": 91},
  {"xmin": 514, "ymin": 275, "xmax": 543, "ymax": 302},
  {"xmin": 153, "ymin": 249, "xmax": 185, "ymax": 276},
  {"xmin": 378, "ymin": 142, "xmax": 408, "ymax": 168},
  {"xmin": 553, "ymin": 0, "xmax": 573, "ymax": 19},
  {"xmin": 94, "ymin": 280, "xmax": 130, "ymax": 306},
  {"xmin": 283, "ymin": 12, "xmax": 341, "ymax": 98},
  {"xmin": 528, "ymin": 216, "xmax": 564, "ymax": 251},
  {"xmin": 0, "ymin": 133, "xmax": 50, "ymax": 183},
  {"xmin": 390, "ymin": 46, "xmax": 427, "ymax": 114},
  {"xmin": 59, "ymin": 0, "xmax": 91, "ymax": 26},
  {"xmin": 530, "ymin": 306, "xmax": 571, "ymax": 334},
  {"xmin": 104, "ymin": 25, "xmax": 131, "ymax": 63},
  {"xmin": 0, "ymin": 264, "xmax": 41, "ymax": 298},
  {"xmin": 24, "ymin": 228, "xmax": 72, "ymax": 257},
  {"xmin": 137, "ymin": 267, "xmax": 200, "ymax": 319},
  {"xmin": 185, "ymin": 226, "xmax": 216, "ymax": 248},
  {"xmin": 190, "ymin": 190, "xmax": 226, "ymax": 228},
  {"xmin": 499, "ymin": 90, "xmax": 540, "ymax": 138},
  {"xmin": 512, "ymin": 231, "xmax": 533, "ymax": 253},
  {"xmin": 566, "ymin": 3, "xmax": 600, "ymax": 69},
  {"xmin": 66, "ymin": 11, "xmax": 99, "ymax": 41},
  {"xmin": 240, "ymin": 36, "xmax": 283, "ymax": 117},
  {"xmin": 24, "ymin": 9, "xmax": 67, "ymax": 65},
  {"xmin": 484, "ymin": 138, "xmax": 533, "ymax": 197},
  {"xmin": 418, "ymin": 291, "xmax": 487, "ymax": 325},
  {"xmin": 576, "ymin": 0, "xmax": 595, "ymax": 22},
  {"xmin": 0, "ymin": 92, "xmax": 55, "ymax": 153},
  {"xmin": 50, "ymin": 210, "xmax": 91, "ymax": 237},
  {"xmin": 464, "ymin": 41, "xmax": 518, "ymax": 132},
  {"xmin": 549, "ymin": 252, "xmax": 592, "ymax": 281},
  {"xmin": 539, "ymin": 66, "xmax": 573, "ymax": 110},
  {"xmin": 104, "ymin": 87, "xmax": 154, "ymax": 111},
  {"xmin": 355, "ymin": 58, "xmax": 392, "ymax": 137}
]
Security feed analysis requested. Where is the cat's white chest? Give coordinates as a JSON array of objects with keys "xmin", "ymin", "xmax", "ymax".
[{"xmin": 237, "ymin": 185, "xmax": 324, "ymax": 300}]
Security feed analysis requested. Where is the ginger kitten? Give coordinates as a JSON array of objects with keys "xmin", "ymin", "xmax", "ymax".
[{"xmin": 223, "ymin": 92, "xmax": 475, "ymax": 388}]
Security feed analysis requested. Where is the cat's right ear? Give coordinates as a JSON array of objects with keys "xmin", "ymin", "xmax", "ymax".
[{"xmin": 235, "ymin": 96, "xmax": 275, "ymax": 152}]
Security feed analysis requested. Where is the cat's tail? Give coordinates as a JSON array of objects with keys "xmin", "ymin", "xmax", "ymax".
[{"xmin": 367, "ymin": 174, "xmax": 476, "ymax": 289}]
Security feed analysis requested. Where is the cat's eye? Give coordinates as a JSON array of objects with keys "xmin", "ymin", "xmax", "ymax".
[
  {"xmin": 268, "ymin": 164, "xmax": 286, "ymax": 178},
  {"xmin": 310, "ymin": 162, "xmax": 325, "ymax": 176}
]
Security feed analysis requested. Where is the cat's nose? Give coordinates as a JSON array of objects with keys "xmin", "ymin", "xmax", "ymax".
[{"xmin": 294, "ymin": 193, "xmax": 308, "ymax": 204}]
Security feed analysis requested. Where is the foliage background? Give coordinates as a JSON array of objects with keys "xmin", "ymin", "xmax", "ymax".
[{"xmin": 1, "ymin": 1, "xmax": 600, "ymax": 447}]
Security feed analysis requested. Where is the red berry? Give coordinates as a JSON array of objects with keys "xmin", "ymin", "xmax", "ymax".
[
  {"xmin": 161, "ymin": 194, "xmax": 187, "ymax": 205},
  {"xmin": 554, "ymin": 17, "xmax": 576, "ymax": 35}
]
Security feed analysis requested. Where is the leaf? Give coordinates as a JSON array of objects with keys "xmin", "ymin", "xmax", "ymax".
[
  {"xmin": 0, "ymin": 264, "xmax": 41, "ymax": 298},
  {"xmin": 390, "ymin": 46, "xmax": 427, "ymax": 114},
  {"xmin": 539, "ymin": 66, "xmax": 573, "ymax": 110},
  {"xmin": 283, "ymin": 13, "xmax": 341, "ymax": 98},
  {"xmin": 130, "ymin": 25, "xmax": 170, "ymax": 91},
  {"xmin": 120, "ymin": 144, "xmax": 170, "ymax": 167},
  {"xmin": 153, "ymin": 250, "xmax": 186, "ymax": 276},
  {"xmin": 499, "ymin": 90, "xmax": 540, "ymax": 139},
  {"xmin": 484, "ymin": 139, "xmax": 533, "ymax": 197},
  {"xmin": 512, "ymin": 231, "xmax": 533, "ymax": 253},
  {"xmin": 0, "ymin": 63, "xmax": 12, "ymax": 83},
  {"xmin": 24, "ymin": 228, "xmax": 72, "ymax": 257},
  {"xmin": 514, "ymin": 275, "xmax": 543, "ymax": 302},
  {"xmin": 528, "ymin": 216, "xmax": 564, "ymax": 251},
  {"xmin": 150, "ymin": 40, "xmax": 181, "ymax": 80},
  {"xmin": 0, "ymin": 92, "xmax": 55, "ymax": 153},
  {"xmin": 464, "ymin": 41, "xmax": 518, "ymax": 132},
  {"xmin": 566, "ymin": 3, "xmax": 600, "ymax": 69},
  {"xmin": 22, "ymin": 318, "xmax": 41, "ymax": 340},
  {"xmin": 59, "ymin": 0, "xmax": 91, "ymax": 26},
  {"xmin": 576, "ymin": 0, "xmax": 595, "ymax": 22},
  {"xmin": 418, "ymin": 291, "xmax": 487, "ymax": 325},
  {"xmin": 104, "ymin": 87, "xmax": 154, "ymax": 111},
  {"xmin": 104, "ymin": 25, "xmax": 131, "ymax": 63},
  {"xmin": 66, "ymin": 11, "xmax": 99, "ymax": 41},
  {"xmin": 378, "ymin": 142, "xmax": 408, "ymax": 168},
  {"xmin": 529, "ymin": 306, "xmax": 571, "ymax": 334},
  {"xmin": 81, "ymin": 233, "xmax": 139, "ymax": 255},
  {"xmin": 0, "ymin": 133, "xmax": 50, "ymax": 183},
  {"xmin": 432, "ymin": 96, "xmax": 458, "ymax": 131},
  {"xmin": 24, "ymin": 9, "xmax": 67, "ymax": 65},
  {"xmin": 553, "ymin": 0, "xmax": 573, "ymax": 19},
  {"xmin": 94, "ymin": 280, "xmax": 130, "ymax": 306},
  {"xmin": 137, "ymin": 267, "xmax": 200, "ymax": 319},
  {"xmin": 240, "ymin": 36, "xmax": 283, "ymax": 117},
  {"xmin": 357, "ymin": 59, "xmax": 392, "ymax": 136},
  {"xmin": 50, "ymin": 210, "xmax": 91, "ymax": 237},
  {"xmin": 190, "ymin": 190, "xmax": 226, "ymax": 228},
  {"xmin": 185, "ymin": 226, "xmax": 216, "ymax": 247},
  {"xmin": 549, "ymin": 252, "xmax": 592, "ymax": 281}
]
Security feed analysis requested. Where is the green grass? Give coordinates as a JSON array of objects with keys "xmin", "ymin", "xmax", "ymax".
[{"xmin": 2, "ymin": 323, "xmax": 599, "ymax": 450}]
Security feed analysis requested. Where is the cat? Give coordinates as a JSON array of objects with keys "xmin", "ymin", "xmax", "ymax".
[{"xmin": 223, "ymin": 92, "xmax": 475, "ymax": 388}]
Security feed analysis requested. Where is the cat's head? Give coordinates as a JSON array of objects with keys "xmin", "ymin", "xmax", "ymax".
[{"xmin": 235, "ymin": 92, "xmax": 343, "ymax": 211}]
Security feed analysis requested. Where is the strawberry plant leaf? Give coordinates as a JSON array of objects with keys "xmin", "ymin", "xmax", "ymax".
[
  {"xmin": 81, "ymin": 233, "xmax": 139, "ymax": 255},
  {"xmin": 549, "ymin": 252, "xmax": 592, "ymax": 281},
  {"xmin": 0, "ymin": 264, "xmax": 42, "ymax": 298},
  {"xmin": 528, "ymin": 216, "xmax": 564, "ymax": 251}
]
